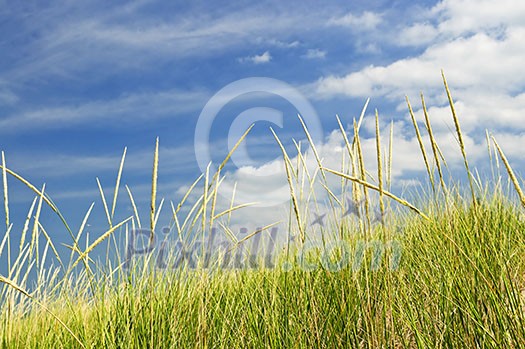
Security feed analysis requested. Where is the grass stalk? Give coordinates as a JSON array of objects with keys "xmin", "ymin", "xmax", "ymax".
[
  {"xmin": 375, "ymin": 110, "xmax": 385, "ymax": 225},
  {"xmin": 421, "ymin": 93, "xmax": 447, "ymax": 193},
  {"xmin": 442, "ymin": 70, "xmax": 477, "ymax": 206},
  {"xmin": 271, "ymin": 127, "xmax": 305, "ymax": 242},
  {"xmin": 354, "ymin": 119, "xmax": 371, "ymax": 231},
  {"xmin": 125, "ymin": 185, "xmax": 142, "ymax": 229},
  {"xmin": 1, "ymin": 152, "xmax": 9, "ymax": 234},
  {"xmin": 111, "ymin": 147, "xmax": 127, "ymax": 219},
  {"xmin": 491, "ymin": 136, "xmax": 525, "ymax": 209},
  {"xmin": 323, "ymin": 167, "xmax": 430, "ymax": 220},
  {"xmin": 96, "ymin": 178, "xmax": 112, "ymax": 228},
  {"xmin": 406, "ymin": 96, "xmax": 435, "ymax": 192},
  {"xmin": 387, "ymin": 120, "xmax": 394, "ymax": 192},
  {"xmin": 2, "ymin": 151, "xmax": 10, "ymax": 272},
  {"xmin": 150, "ymin": 137, "xmax": 159, "ymax": 243}
]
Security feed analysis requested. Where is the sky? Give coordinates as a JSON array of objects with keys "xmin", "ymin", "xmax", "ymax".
[{"xmin": 1, "ymin": 0, "xmax": 525, "ymax": 258}]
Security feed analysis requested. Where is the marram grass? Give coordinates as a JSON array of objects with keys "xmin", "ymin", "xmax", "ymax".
[
  {"xmin": 1, "ymin": 78, "xmax": 525, "ymax": 348},
  {"xmin": 1, "ymin": 200, "xmax": 525, "ymax": 348}
]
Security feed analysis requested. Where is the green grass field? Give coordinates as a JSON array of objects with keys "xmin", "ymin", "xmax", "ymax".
[{"xmin": 1, "ymin": 75, "xmax": 525, "ymax": 348}]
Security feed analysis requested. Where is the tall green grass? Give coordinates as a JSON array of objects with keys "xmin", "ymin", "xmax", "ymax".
[{"xmin": 1, "ymin": 77, "xmax": 525, "ymax": 348}]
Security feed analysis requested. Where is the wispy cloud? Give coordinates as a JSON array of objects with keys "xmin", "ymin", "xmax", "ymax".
[
  {"xmin": 1, "ymin": 4, "xmax": 329, "ymax": 87},
  {"xmin": 0, "ymin": 88, "xmax": 18, "ymax": 106},
  {"xmin": 238, "ymin": 51, "xmax": 272, "ymax": 64},
  {"xmin": 5, "ymin": 142, "xmax": 198, "ymax": 178},
  {"xmin": 302, "ymin": 49, "xmax": 326, "ymax": 59},
  {"xmin": 329, "ymin": 11, "xmax": 382, "ymax": 30},
  {"xmin": 0, "ymin": 89, "xmax": 208, "ymax": 132},
  {"xmin": 257, "ymin": 38, "xmax": 300, "ymax": 48}
]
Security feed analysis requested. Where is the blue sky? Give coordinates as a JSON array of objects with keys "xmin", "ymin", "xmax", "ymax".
[{"xmin": 1, "ymin": 0, "xmax": 525, "ymax": 249}]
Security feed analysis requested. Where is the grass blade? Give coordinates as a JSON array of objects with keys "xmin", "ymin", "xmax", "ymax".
[
  {"xmin": 31, "ymin": 184, "xmax": 46, "ymax": 263},
  {"xmin": 1, "ymin": 151, "xmax": 10, "ymax": 271},
  {"xmin": 0, "ymin": 164, "xmax": 75, "ymax": 239},
  {"xmin": 355, "ymin": 98, "xmax": 370, "ymax": 137},
  {"xmin": 375, "ymin": 110, "xmax": 385, "ymax": 224},
  {"xmin": 68, "ymin": 202, "xmax": 95, "ymax": 265},
  {"xmin": 2, "ymin": 151, "xmax": 9, "ymax": 232},
  {"xmin": 151, "ymin": 137, "xmax": 159, "ymax": 242},
  {"xmin": 153, "ymin": 198, "xmax": 165, "ymax": 232},
  {"xmin": 323, "ymin": 167, "xmax": 430, "ymax": 220},
  {"xmin": 209, "ymin": 124, "xmax": 255, "ymax": 190},
  {"xmin": 125, "ymin": 185, "xmax": 141, "ymax": 229},
  {"xmin": 70, "ymin": 216, "xmax": 132, "ymax": 270},
  {"xmin": 0, "ymin": 223, "xmax": 12, "ymax": 258},
  {"xmin": 202, "ymin": 163, "xmax": 210, "ymax": 237},
  {"xmin": 421, "ymin": 93, "xmax": 446, "ymax": 192},
  {"xmin": 20, "ymin": 197, "xmax": 37, "ymax": 254},
  {"xmin": 354, "ymin": 119, "xmax": 370, "ymax": 230},
  {"xmin": 37, "ymin": 221, "xmax": 64, "ymax": 271},
  {"xmin": 213, "ymin": 202, "xmax": 256, "ymax": 221},
  {"xmin": 387, "ymin": 120, "xmax": 394, "ymax": 191},
  {"xmin": 96, "ymin": 177, "xmax": 112, "ymax": 228},
  {"xmin": 491, "ymin": 137, "xmax": 525, "ymax": 209},
  {"xmin": 111, "ymin": 147, "xmax": 127, "ymax": 219},
  {"xmin": 271, "ymin": 127, "xmax": 305, "ymax": 242},
  {"xmin": 173, "ymin": 174, "xmax": 204, "ymax": 216},
  {"xmin": 227, "ymin": 221, "xmax": 281, "ymax": 253},
  {"xmin": 406, "ymin": 96, "xmax": 434, "ymax": 192},
  {"xmin": 442, "ymin": 70, "xmax": 476, "ymax": 205}
]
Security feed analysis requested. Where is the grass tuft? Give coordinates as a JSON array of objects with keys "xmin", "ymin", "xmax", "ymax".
[{"xmin": 1, "ymin": 78, "xmax": 524, "ymax": 348}]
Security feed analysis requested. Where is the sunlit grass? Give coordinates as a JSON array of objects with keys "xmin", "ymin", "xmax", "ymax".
[{"xmin": 1, "ymin": 75, "xmax": 525, "ymax": 348}]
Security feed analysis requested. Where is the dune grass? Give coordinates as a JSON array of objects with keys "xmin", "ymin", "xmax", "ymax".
[{"xmin": 1, "ymin": 78, "xmax": 525, "ymax": 348}]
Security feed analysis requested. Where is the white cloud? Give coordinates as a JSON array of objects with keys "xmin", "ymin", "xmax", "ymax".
[
  {"xmin": 238, "ymin": 51, "xmax": 272, "ymax": 64},
  {"xmin": 317, "ymin": 0, "xmax": 525, "ymax": 99},
  {"xmin": 432, "ymin": 0, "xmax": 525, "ymax": 36},
  {"xmin": 395, "ymin": 0, "xmax": 525, "ymax": 48},
  {"xmin": 398, "ymin": 23, "xmax": 439, "ymax": 47},
  {"xmin": 329, "ymin": 11, "xmax": 382, "ymax": 30},
  {"xmin": 302, "ymin": 48, "xmax": 326, "ymax": 59},
  {"xmin": 490, "ymin": 132, "xmax": 525, "ymax": 161},
  {"xmin": 314, "ymin": 27, "xmax": 525, "ymax": 131},
  {"xmin": 316, "ymin": 28, "xmax": 525, "ymax": 146}
]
